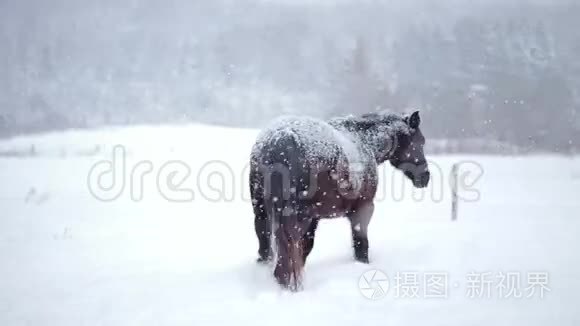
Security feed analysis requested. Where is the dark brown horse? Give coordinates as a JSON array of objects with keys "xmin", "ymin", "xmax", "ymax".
[{"xmin": 249, "ymin": 110, "xmax": 430, "ymax": 290}]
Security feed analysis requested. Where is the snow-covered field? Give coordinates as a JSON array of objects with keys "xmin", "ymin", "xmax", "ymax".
[{"xmin": 1, "ymin": 124, "xmax": 579, "ymax": 326}]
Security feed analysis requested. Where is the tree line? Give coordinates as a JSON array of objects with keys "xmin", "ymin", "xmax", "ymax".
[{"xmin": 0, "ymin": 0, "xmax": 578, "ymax": 153}]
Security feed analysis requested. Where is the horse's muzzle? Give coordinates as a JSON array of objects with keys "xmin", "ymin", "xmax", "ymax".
[
  {"xmin": 416, "ymin": 170, "xmax": 430, "ymax": 188},
  {"xmin": 405, "ymin": 170, "xmax": 430, "ymax": 188}
]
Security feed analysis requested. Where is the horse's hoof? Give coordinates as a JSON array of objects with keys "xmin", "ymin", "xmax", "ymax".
[
  {"xmin": 355, "ymin": 257, "xmax": 369, "ymax": 264},
  {"xmin": 256, "ymin": 256, "xmax": 272, "ymax": 264}
]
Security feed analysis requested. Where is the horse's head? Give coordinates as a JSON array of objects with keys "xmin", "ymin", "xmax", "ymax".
[
  {"xmin": 389, "ymin": 111, "xmax": 430, "ymax": 188},
  {"xmin": 333, "ymin": 109, "xmax": 430, "ymax": 188}
]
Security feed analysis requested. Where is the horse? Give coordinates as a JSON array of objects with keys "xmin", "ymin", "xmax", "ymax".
[{"xmin": 248, "ymin": 110, "xmax": 430, "ymax": 290}]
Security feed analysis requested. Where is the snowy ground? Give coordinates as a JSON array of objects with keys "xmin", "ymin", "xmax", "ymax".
[{"xmin": 1, "ymin": 124, "xmax": 579, "ymax": 326}]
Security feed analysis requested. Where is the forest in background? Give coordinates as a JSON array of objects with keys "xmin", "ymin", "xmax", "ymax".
[{"xmin": 1, "ymin": 0, "xmax": 579, "ymax": 154}]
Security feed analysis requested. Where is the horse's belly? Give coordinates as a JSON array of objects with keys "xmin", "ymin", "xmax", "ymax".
[
  {"xmin": 305, "ymin": 172, "xmax": 377, "ymax": 219},
  {"xmin": 308, "ymin": 181, "xmax": 371, "ymax": 218},
  {"xmin": 310, "ymin": 192, "xmax": 351, "ymax": 218}
]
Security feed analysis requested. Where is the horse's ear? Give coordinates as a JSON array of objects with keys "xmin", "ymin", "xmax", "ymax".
[{"xmin": 405, "ymin": 111, "xmax": 421, "ymax": 129}]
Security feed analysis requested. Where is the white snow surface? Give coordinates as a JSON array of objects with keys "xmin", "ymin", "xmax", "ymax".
[{"xmin": 0, "ymin": 123, "xmax": 579, "ymax": 325}]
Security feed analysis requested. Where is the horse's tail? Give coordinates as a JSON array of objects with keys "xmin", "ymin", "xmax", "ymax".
[{"xmin": 264, "ymin": 132, "xmax": 304, "ymax": 291}]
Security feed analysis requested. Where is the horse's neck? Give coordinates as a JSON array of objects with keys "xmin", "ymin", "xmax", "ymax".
[
  {"xmin": 332, "ymin": 124, "xmax": 363, "ymax": 144},
  {"xmin": 327, "ymin": 114, "xmax": 404, "ymax": 164},
  {"xmin": 333, "ymin": 126, "xmax": 376, "ymax": 160},
  {"xmin": 353, "ymin": 127, "xmax": 398, "ymax": 164}
]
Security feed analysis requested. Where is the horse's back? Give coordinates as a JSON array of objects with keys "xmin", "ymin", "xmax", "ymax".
[
  {"xmin": 252, "ymin": 116, "xmax": 339, "ymax": 164},
  {"xmin": 250, "ymin": 115, "xmax": 378, "ymax": 219}
]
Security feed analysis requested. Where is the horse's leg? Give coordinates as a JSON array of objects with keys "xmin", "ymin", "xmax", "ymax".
[
  {"xmin": 301, "ymin": 218, "xmax": 319, "ymax": 264},
  {"xmin": 348, "ymin": 201, "xmax": 374, "ymax": 264},
  {"xmin": 251, "ymin": 172, "xmax": 272, "ymax": 263},
  {"xmin": 254, "ymin": 207, "xmax": 272, "ymax": 263}
]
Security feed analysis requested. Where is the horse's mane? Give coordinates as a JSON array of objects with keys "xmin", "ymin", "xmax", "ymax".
[{"xmin": 328, "ymin": 110, "xmax": 410, "ymax": 136}]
